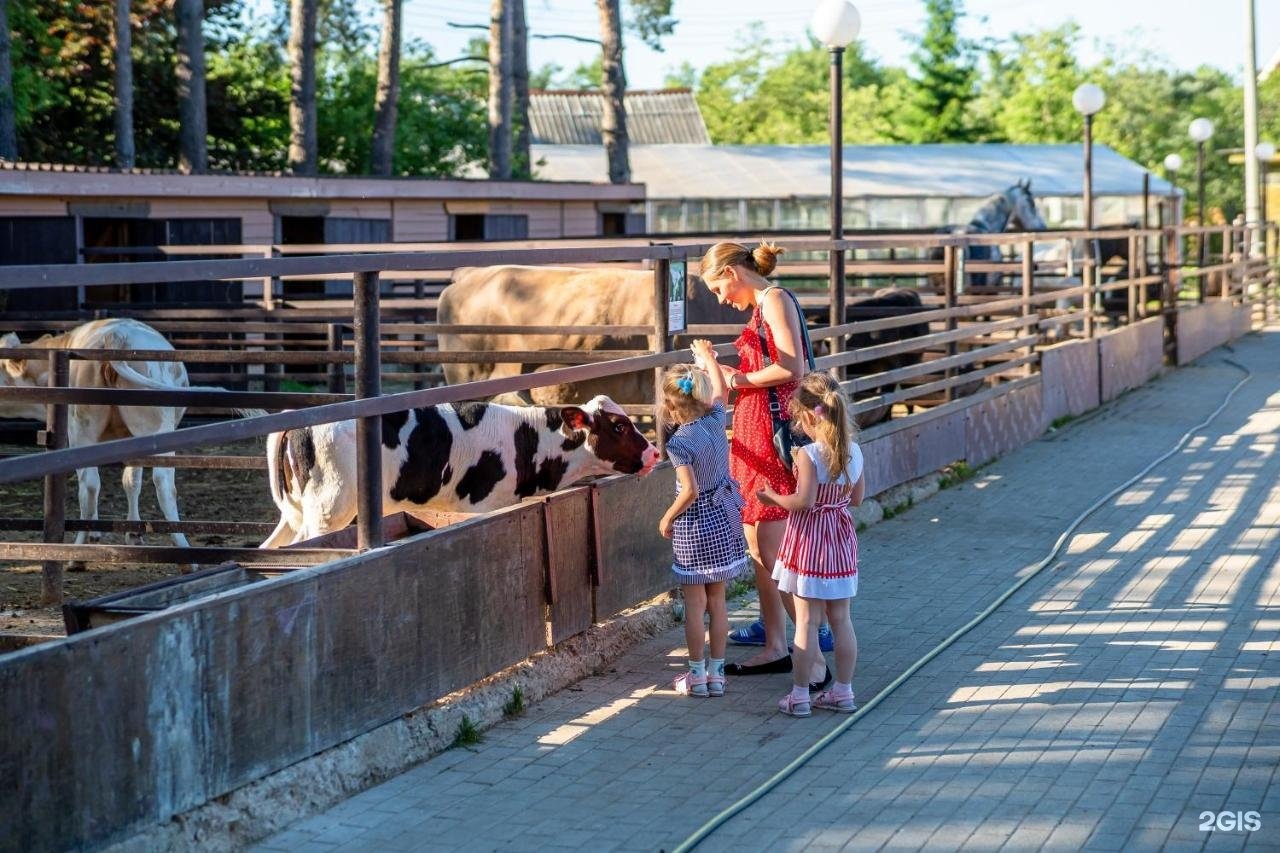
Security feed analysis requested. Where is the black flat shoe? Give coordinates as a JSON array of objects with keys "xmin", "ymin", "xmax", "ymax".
[
  {"xmin": 809, "ymin": 665, "xmax": 833, "ymax": 692},
  {"xmin": 725, "ymin": 655, "xmax": 793, "ymax": 676}
]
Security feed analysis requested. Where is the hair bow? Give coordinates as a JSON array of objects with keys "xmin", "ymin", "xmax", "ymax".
[
  {"xmin": 814, "ymin": 404, "xmax": 826, "ymax": 417},
  {"xmin": 676, "ymin": 375, "xmax": 694, "ymax": 395}
]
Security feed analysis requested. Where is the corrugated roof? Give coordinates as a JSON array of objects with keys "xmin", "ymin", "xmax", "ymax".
[
  {"xmin": 528, "ymin": 89, "xmax": 711, "ymax": 145},
  {"xmin": 531, "ymin": 143, "xmax": 1177, "ymax": 198}
]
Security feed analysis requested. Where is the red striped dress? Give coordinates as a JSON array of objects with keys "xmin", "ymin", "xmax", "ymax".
[{"xmin": 772, "ymin": 442, "xmax": 865, "ymax": 600}]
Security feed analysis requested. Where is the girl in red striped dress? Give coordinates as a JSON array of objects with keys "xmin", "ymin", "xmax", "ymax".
[{"xmin": 757, "ymin": 372, "xmax": 864, "ymax": 716}]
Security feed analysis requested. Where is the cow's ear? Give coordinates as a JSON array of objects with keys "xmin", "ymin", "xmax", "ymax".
[{"xmin": 560, "ymin": 406, "xmax": 592, "ymax": 431}]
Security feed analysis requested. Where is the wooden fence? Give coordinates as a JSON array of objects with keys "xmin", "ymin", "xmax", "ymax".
[
  {"xmin": 0, "ymin": 225, "xmax": 1275, "ymax": 602},
  {"xmin": 0, "ymin": 224, "xmax": 1276, "ymax": 852}
]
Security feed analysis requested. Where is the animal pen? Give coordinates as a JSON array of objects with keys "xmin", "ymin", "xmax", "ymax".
[{"xmin": 0, "ymin": 223, "xmax": 1275, "ymax": 852}]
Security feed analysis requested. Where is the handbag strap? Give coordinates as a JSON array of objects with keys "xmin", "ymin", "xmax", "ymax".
[{"xmin": 755, "ymin": 287, "xmax": 814, "ymax": 415}]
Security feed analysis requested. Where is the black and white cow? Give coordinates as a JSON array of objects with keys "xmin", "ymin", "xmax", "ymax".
[{"xmin": 260, "ymin": 395, "xmax": 659, "ymax": 547}]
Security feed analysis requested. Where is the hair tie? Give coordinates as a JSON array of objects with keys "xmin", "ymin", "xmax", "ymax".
[
  {"xmin": 676, "ymin": 375, "xmax": 694, "ymax": 395},
  {"xmin": 814, "ymin": 404, "xmax": 826, "ymax": 417}
]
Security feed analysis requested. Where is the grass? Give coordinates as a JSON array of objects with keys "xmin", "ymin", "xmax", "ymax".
[
  {"xmin": 451, "ymin": 715, "xmax": 483, "ymax": 749},
  {"xmin": 1050, "ymin": 414, "xmax": 1077, "ymax": 431},
  {"xmin": 881, "ymin": 495, "xmax": 914, "ymax": 520},
  {"xmin": 503, "ymin": 686, "xmax": 525, "ymax": 719},
  {"xmin": 938, "ymin": 461, "xmax": 977, "ymax": 490}
]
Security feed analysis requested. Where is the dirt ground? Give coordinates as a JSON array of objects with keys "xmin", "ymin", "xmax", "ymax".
[{"xmin": 0, "ymin": 438, "xmax": 278, "ymax": 639}]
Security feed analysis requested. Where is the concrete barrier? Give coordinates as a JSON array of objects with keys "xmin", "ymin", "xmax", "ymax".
[
  {"xmin": 1041, "ymin": 338, "xmax": 1100, "ymax": 424},
  {"xmin": 1099, "ymin": 317, "xmax": 1164, "ymax": 402}
]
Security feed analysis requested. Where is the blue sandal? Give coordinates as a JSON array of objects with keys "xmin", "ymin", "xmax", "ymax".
[
  {"xmin": 727, "ymin": 620, "xmax": 768, "ymax": 646},
  {"xmin": 729, "ymin": 620, "xmax": 836, "ymax": 653}
]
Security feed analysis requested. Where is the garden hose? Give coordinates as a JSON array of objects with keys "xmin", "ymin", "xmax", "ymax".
[{"xmin": 673, "ymin": 357, "xmax": 1252, "ymax": 852}]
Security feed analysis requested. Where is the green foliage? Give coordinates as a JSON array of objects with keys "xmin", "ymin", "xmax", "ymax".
[
  {"xmin": 881, "ymin": 495, "xmax": 914, "ymax": 520},
  {"xmin": 938, "ymin": 461, "xmax": 976, "ymax": 489},
  {"xmin": 688, "ymin": 28, "xmax": 895, "ymax": 145},
  {"xmin": 452, "ymin": 715, "xmax": 482, "ymax": 748},
  {"xmin": 628, "ymin": 0, "xmax": 676, "ymax": 52},
  {"xmin": 317, "ymin": 41, "xmax": 488, "ymax": 176},
  {"xmin": 903, "ymin": 0, "xmax": 981, "ymax": 142},
  {"xmin": 503, "ymin": 686, "xmax": 525, "ymax": 718},
  {"xmin": 1049, "ymin": 414, "xmax": 1077, "ymax": 430}
]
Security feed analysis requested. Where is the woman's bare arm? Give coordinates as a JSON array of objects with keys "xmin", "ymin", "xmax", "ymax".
[{"xmin": 735, "ymin": 288, "xmax": 806, "ymax": 389}]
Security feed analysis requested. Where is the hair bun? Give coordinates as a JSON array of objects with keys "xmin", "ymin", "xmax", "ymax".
[{"xmin": 751, "ymin": 241, "xmax": 784, "ymax": 277}]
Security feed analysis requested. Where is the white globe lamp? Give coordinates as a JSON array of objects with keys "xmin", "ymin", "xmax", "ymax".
[
  {"xmin": 811, "ymin": 0, "xmax": 861, "ymax": 47},
  {"xmin": 1072, "ymin": 83, "xmax": 1106, "ymax": 117},
  {"xmin": 1163, "ymin": 153, "xmax": 1183, "ymax": 173},
  {"xmin": 1188, "ymin": 118, "xmax": 1214, "ymax": 144}
]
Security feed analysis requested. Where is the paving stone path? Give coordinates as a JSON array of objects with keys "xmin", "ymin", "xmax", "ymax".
[{"xmin": 258, "ymin": 331, "xmax": 1280, "ymax": 852}]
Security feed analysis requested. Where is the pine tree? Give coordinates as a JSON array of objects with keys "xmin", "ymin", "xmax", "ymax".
[{"xmin": 906, "ymin": 0, "xmax": 979, "ymax": 143}]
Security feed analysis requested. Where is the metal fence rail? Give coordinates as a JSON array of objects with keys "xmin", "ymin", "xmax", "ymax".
[{"xmin": 0, "ymin": 224, "xmax": 1274, "ymax": 603}]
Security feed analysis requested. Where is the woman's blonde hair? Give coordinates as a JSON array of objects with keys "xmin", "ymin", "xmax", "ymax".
[
  {"xmin": 659, "ymin": 366, "xmax": 714, "ymax": 429},
  {"xmin": 700, "ymin": 240, "xmax": 785, "ymax": 281},
  {"xmin": 788, "ymin": 372, "xmax": 857, "ymax": 480}
]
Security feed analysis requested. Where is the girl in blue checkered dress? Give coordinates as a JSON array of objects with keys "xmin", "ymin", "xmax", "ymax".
[{"xmin": 658, "ymin": 340, "xmax": 749, "ymax": 698}]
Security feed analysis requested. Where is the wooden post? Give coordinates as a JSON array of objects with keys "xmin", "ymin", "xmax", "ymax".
[
  {"xmin": 41, "ymin": 351, "xmax": 70, "ymax": 606},
  {"xmin": 326, "ymin": 323, "xmax": 346, "ymax": 394},
  {"xmin": 413, "ymin": 279, "xmax": 427, "ymax": 391},
  {"xmin": 1223, "ymin": 225, "xmax": 1234, "ymax": 301},
  {"xmin": 1022, "ymin": 238, "xmax": 1035, "ymax": 375},
  {"xmin": 943, "ymin": 244, "xmax": 957, "ymax": 401},
  {"xmin": 353, "ymin": 271, "xmax": 384, "ymax": 551},
  {"xmin": 652, "ymin": 253, "xmax": 671, "ymax": 450},
  {"xmin": 1138, "ymin": 229, "xmax": 1150, "ymax": 319},
  {"xmin": 1127, "ymin": 233, "xmax": 1139, "ymax": 324},
  {"xmin": 1163, "ymin": 226, "xmax": 1180, "ymax": 363},
  {"xmin": 1082, "ymin": 247, "xmax": 1095, "ymax": 339}
]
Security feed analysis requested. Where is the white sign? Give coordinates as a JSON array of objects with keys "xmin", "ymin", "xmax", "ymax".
[{"xmin": 668, "ymin": 260, "xmax": 687, "ymax": 334}]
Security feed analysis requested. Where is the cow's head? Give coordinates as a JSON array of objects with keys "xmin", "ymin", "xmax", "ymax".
[
  {"xmin": 0, "ymin": 333, "xmax": 49, "ymax": 420},
  {"xmin": 559, "ymin": 395, "xmax": 659, "ymax": 476}
]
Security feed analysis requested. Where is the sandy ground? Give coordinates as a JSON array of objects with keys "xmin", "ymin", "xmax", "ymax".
[{"xmin": 0, "ymin": 438, "xmax": 277, "ymax": 638}]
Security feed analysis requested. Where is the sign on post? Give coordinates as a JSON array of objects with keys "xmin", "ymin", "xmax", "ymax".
[{"xmin": 667, "ymin": 259, "xmax": 688, "ymax": 334}]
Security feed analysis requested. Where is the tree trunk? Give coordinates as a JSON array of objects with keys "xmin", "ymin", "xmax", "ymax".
[
  {"xmin": 0, "ymin": 0, "xmax": 17, "ymax": 162},
  {"xmin": 370, "ymin": 0, "xmax": 402, "ymax": 176},
  {"xmin": 288, "ymin": 0, "xmax": 318, "ymax": 175},
  {"xmin": 175, "ymin": 0, "xmax": 207, "ymax": 173},
  {"xmin": 487, "ymin": 0, "xmax": 512, "ymax": 180},
  {"xmin": 511, "ymin": 0, "xmax": 530, "ymax": 178},
  {"xmin": 113, "ymin": 0, "xmax": 135, "ymax": 169},
  {"xmin": 596, "ymin": 0, "xmax": 629, "ymax": 184}
]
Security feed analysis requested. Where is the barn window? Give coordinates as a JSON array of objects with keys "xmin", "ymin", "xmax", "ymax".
[{"xmin": 449, "ymin": 214, "xmax": 528, "ymax": 241}]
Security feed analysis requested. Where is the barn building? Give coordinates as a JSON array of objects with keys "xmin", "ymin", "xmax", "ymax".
[
  {"xmin": 0, "ymin": 163, "xmax": 644, "ymax": 311},
  {"xmin": 526, "ymin": 89, "xmax": 1180, "ymax": 234}
]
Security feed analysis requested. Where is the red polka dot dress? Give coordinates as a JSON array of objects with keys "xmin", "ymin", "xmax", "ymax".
[{"xmin": 730, "ymin": 298, "xmax": 800, "ymax": 525}]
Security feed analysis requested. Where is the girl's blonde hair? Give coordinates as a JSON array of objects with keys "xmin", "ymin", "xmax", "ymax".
[
  {"xmin": 788, "ymin": 372, "xmax": 857, "ymax": 480},
  {"xmin": 659, "ymin": 366, "xmax": 714, "ymax": 428},
  {"xmin": 700, "ymin": 240, "xmax": 785, "ymax": 280}
]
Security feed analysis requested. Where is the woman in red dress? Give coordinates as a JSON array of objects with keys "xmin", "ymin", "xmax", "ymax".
[{"xmin": 698, "ymin": 241, "xmax": 824, "ymax": 684}]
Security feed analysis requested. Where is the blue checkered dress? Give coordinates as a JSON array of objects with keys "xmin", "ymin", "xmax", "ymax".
[{"xmin": 666, "ymin": 402, "xmax": 749, "ymax": 585}]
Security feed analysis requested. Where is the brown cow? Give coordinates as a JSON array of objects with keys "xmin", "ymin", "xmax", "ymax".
[{"xmin": 437, "ymin": 265, "xmax": 741, "ymax": 406}]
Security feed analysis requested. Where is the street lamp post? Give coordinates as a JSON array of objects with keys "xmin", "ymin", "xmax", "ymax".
[
  {"xmin": 811, "ymin": 0, "xmax": 860, "ymax": 340},
  {"xmin": 1189, "ymin": 117, "xmax": 1215, "ymax": 302},
  {"xmin": 1073, "ymin": 83, "xmax": 1105, "ymax": 338},
  {"xmin": 1163, "ymin": 153, "xmax": 1183, "ymax": 229},
  {"xmin": 1072, "ymin": 84, "xmax": 1106, "ymax": 231}
]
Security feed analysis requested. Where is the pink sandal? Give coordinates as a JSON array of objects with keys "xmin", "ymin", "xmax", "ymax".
[
  {"xmin": 673, "ymin": 671, "xmax": 709, "ymax": 697},
  {"xmin": 812, "ymin": 687, "xmax": 857, "ymax": 713},
  {"xmin": 777, "ymin": 692, "xmax": 811, "ymax": 717},
  {"xmin": 707, "ymin": 674, "xmax": 725, "ymax": 697}
]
